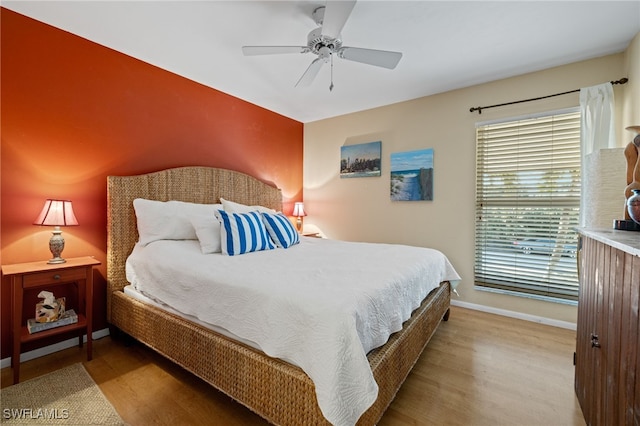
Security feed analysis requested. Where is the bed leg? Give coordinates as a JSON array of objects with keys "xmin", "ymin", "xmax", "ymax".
[
  {"xmin": 108, "ymin": 324, "xmax": 120, "ymax": 339},
  {"xmin": 443, "ymin": 308, "xmax": 450, "ymax": 321},
  {"xmin": 108, "ymin": 324, "xmax": 135, "ymax": 346},
  {"xmin": 122, "ymin": 334, "xmax": 136, "ymax": 347}
]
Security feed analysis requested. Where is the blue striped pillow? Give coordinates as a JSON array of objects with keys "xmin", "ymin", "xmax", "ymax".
[
  {"xmin": 262, "ymin": 212, "xmax": 300, "ymax": 249},
  {"xmin": 215, "ymin": 210, "xmax": 275, "ymax": 256}
]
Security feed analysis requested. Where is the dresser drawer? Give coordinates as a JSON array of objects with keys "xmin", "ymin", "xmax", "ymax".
[{"xmin": 22, "ymin": 267, "xmax": 87, "ymax": 288}]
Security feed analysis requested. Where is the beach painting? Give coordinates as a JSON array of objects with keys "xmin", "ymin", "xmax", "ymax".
[
  {"xmin": 390, "ymin": 148, "xmax": 434, "ymax": 201},
  {"xmin": 340, "ymin": 141, "xmax": 382, "ymax": 178}
]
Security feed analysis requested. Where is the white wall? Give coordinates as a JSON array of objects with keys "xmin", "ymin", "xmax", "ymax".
[{"xmin": 303, "ymin": 52, "xmax": 632, "ymax": 324}]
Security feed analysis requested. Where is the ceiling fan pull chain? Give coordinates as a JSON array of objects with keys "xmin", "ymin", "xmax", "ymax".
[{"xmin": 329, "ymin": 53, "xmax": 334, "ymax": 92}]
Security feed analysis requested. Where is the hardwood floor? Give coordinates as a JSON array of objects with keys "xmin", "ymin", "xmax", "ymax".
[{"xmin": 1, "ymin": 306, "xmax": 586, "ymax": 425}]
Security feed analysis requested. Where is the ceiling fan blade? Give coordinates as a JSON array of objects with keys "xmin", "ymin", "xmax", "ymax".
[
  {"xmin": 321, "ymin": 0, "xmax": 357, "ymax": 39},
  {"xmin": 242, "ymin": 46, "xmax": 307, "ymax": 56},
  {"xmin": 339, "ymin": 47, "xmax": 403, "ymax": 69},
  {"xmin": 295, "ymin": 57, "xmax": 325, "ymax": 87}
]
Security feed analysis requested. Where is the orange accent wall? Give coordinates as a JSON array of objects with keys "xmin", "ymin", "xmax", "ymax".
[{"xmin": 0, "ymin": 8, "xmax": 303, "ymax": 359}]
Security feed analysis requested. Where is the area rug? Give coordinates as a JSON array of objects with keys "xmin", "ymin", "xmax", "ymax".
[{"xmin": 0, "ymin": 363, "xmax": 125, "ymax": 425}]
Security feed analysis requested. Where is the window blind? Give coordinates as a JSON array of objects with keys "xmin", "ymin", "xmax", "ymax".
[{"xmin": 474, "ymin": 110, "xmax": 581, "ymax": 301}]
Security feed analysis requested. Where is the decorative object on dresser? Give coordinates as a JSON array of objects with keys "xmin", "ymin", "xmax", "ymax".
[
  {"xmin": 582, "ymin": 147, "xmax": 626, "ymax": 229},
  {"xmin": 1, "ymin": 256, "xmax": 100, "ymax": 384},
  {"xmin": 33, "ymin": 199, "xmax": 79, "ymax": 264},
  {"xmin": 629, "ymin": 188, "xmax": 640, "ymax": 225},
  {"xmin": 575, "ymin": 229, "xmax": 640, "ymax": 424},
  {"xmin": 614, "ymin": 126, "xmax": 640, "ymax": 230},
  {"xmin": 292, "ymin": 201, "xmax": 306, "ymax": 231}
]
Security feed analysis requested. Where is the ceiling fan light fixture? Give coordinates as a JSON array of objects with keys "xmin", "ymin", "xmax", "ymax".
[
  {"xmin": 307, "ymin": 28, "xmax": 343, "ymax": 55},
  {"xmin": 318, "ymin": 46, "xmax": 332, "ymax": 62}
]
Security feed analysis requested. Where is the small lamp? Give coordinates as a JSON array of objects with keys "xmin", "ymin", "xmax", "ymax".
[
  {"xmin": 34, "ymin": 199, "xmax": 79, "ymax": 264},
  {"xmin": 292, "ymin": 202, "xmax": 307, "ymax": 232}
]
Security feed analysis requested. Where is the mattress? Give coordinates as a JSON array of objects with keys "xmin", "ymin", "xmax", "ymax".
[{"xmin": 123, "ymin": 284, "xmax": 264, "ymax": 353}]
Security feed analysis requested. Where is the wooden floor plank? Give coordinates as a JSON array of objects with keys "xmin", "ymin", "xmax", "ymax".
[{"xmin": 1, "ymin": 306, "xmax": 586, "ymax": 425}]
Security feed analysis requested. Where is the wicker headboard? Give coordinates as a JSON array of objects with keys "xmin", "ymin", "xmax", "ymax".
[{"xmin": 106, "ymin": 166, "xmax": 283, "ymax": 317}]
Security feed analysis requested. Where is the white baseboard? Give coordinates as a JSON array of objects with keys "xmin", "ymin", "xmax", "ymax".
[
  {"xmin": 0, "ymin": 328, "xmax": 110, "ymax": 369},
  {"xmin": 450, "ymin": 300, "xmax": 577, "ymax": 330}
]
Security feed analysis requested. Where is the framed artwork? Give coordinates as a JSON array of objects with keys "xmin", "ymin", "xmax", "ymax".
[
  {"xmin": 340, "ymin": 141, "xmax": 381, "ymax": 178},
  {"xmin": 390, "ymin": 148, "xmax": 434, "ymax": 201}
]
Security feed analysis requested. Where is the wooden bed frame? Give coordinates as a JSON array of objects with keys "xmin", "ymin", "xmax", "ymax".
[{"xmin": 106, "ymin": 166, "xmax": 451, "ymax": 425}]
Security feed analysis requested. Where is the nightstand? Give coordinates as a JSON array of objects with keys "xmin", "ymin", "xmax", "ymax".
[
  {"xmin": 302, "ymin": 232, "xmax": 321, "ymax": 238},
  {"xmin": 2, "ymin": 256, "xmax": 100, "ymax": 384}
]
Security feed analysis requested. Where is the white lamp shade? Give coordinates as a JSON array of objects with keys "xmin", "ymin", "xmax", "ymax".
[
  {"xmin": 292, "ymin": 202, "xmax": 306, "ymax": 217},
  {"xmin": 34, "ymin": 199, "xmax": 79, "ymax": 226},
  {"xmin": 582, "ymin": 148, "xmax": 626, "ymax": 227}
]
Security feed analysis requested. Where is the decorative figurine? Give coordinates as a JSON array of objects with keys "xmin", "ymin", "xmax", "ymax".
[
  {"xmin": 35, "ymin": 290, "xmax": 66, "ymax": 323},
  {"xmin": 615, "ymin": 126, "xmax": 640, "ymax": 230}
]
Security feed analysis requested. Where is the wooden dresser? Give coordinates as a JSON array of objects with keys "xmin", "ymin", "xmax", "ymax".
[{"xmin": 575, "ymin": 228, "xmax": 640, "ymax": 425}]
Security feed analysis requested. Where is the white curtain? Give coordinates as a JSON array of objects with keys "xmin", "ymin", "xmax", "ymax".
[{"xmin": 579, "ymin": 83, "xmax": 617, "ymax": 227}]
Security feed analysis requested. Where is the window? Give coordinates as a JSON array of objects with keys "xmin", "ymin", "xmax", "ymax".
[{"xmin": 474, "ymin": 110, "xmax": 581, "ymax": 302}]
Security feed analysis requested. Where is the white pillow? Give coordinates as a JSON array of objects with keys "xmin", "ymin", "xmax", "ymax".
[
  {"xmin": 220, "ymin": 197, "xmax": 276, "ymax": 214},
  {"xmin": 133, "ymin": 199, "xmax": 222, "ymax": 246},
  {"xmin": 191, "ymin": 216, "xmax": 222, "ymax": 254},
  {"xmin": 215, "ymin": 209, "xmax": 275, "ymax": 256}
]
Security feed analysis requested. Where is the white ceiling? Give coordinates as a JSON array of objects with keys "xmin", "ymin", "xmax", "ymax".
[{"xmin": 4, "ymin": 1, "xmax": 640, "ymax": 123}]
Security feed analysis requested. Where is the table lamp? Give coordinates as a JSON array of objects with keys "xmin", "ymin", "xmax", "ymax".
[
  {"xmin": 34, "ymin": 199, "xmax": 79, "ymax": 264},
  {"xmin": 292, "ymin": 202, "xmax": 307, "ymax": 232}
]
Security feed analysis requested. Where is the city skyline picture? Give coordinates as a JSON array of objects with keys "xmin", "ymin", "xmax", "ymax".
[{"xmin": 340, "ymin": 141, "xmax": 382, "ymax": 178}]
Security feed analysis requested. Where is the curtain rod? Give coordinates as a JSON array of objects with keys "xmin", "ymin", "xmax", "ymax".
[{"xmin": 469, "ymin": 78, "xmax": 628, "ymax": 114}]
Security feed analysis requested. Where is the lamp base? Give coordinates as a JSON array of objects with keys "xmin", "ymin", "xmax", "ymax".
[{"xmin": 48, "ymin": 227, "xmax": 67, "ymax": 263}]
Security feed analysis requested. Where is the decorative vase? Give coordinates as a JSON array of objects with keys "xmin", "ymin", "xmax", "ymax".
[{"xmin": 628, "ymin": 189, "xmax": 640, "ymax": 225}]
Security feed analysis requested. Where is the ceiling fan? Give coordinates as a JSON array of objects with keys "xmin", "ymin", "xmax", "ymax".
[{"xmin": 241, "ymin": 0, "xmax": 402, "ymax": 91}]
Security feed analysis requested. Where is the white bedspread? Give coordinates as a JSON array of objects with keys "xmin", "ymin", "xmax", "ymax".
[{"xmin": 126, "ymin": 237, "xmax": 460, "ymax": 426}]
